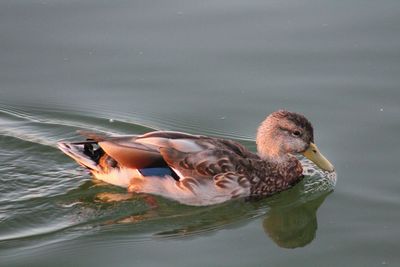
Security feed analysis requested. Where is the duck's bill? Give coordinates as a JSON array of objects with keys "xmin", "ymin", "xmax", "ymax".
[{"xmin": 302, "ymin": 143, "xmax": 335, "ymax": 172}]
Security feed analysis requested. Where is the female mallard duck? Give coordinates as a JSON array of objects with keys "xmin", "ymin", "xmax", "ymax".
[{"xmin": 58, "ymin": 110, "xmax": 335, "ymax": 206}]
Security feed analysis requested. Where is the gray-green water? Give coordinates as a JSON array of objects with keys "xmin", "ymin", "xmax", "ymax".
[{"xmin": 1, "ymin": 0, "xmax": 399, "ymax": 266}]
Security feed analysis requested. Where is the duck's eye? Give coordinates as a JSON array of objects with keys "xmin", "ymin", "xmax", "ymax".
[{"xmin": 292, "ymin": 130, "xmax": 302, "ymax": 137}]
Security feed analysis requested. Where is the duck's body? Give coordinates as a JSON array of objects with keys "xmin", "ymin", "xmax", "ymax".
[{"xmin": 58, "ymin": 110, "xmax": 335, "ymax": 206}]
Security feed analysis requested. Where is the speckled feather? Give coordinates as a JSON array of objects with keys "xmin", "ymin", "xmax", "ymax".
[{"xmin": 158, "ymin": 137, "xmax": 304, "ymax": 198}]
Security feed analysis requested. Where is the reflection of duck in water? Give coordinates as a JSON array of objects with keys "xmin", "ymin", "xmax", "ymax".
[
  {"xmin": 59, "ymin": 110, "xmax": 335, "ymax": 206},
  {"xmin": 263, "ymin": 190, "xmax": 331, "ymax": 249}
]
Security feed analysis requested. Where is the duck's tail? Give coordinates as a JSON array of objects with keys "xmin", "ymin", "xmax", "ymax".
[
  {"xmin": 58, "ymin": 141, "xmax": 103, "ymax": 171},
  {"xmin": 57, "ymin": 141, "xmax": 134, "ymax": 188}
]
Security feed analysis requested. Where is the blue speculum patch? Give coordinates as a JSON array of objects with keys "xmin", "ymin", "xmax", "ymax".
[{"xmin": 138, "ymin": 167, "xmax": 179, "ymax": 180}]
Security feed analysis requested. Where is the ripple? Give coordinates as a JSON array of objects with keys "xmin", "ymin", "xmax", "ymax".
[{"xmin": 0, "ymin": 103, "xmax": 255, "ymax": 150}]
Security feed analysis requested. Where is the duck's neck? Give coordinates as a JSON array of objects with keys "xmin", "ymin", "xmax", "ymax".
[
  {"xmin": 248, "ymin": 153, "xmax": 303, "ymax": 198},
  {"xmin": 259, "ymin": 154, "xmax": 297, "ymax": 169},
  {"xmin": 262, "ymin": 154, "xmax": 303, "ymax": 185},
  {"xmin": 256, "ymin": 116, "xmax": 287, "ymax": 161},
  {"xmin": 259, "ymin": 153, "xmax": 292, "ymax": 165}
]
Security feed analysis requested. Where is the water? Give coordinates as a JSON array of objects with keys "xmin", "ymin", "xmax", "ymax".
[{"xmin": 0, "ymin": 0, "xmax": 399, "ymax": 266}]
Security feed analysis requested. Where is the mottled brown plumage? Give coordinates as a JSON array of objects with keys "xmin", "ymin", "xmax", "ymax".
[
  {"xmin": 156, "ymin": 135, "xmax": 303, "ymax": 199},
  {"xmin": 58, "ymin": 110, "xmax": 334, "ymax": 206}
]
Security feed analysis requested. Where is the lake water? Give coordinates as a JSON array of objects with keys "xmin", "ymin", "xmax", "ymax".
[{"xmin": 0, "ymin": 0, "xmax": 399, "ymax": 266}]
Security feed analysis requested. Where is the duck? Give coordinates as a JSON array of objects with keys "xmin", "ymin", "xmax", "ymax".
[{"xmin": 58, "ymin": 110, "xmax": 335, "ymax": 206}]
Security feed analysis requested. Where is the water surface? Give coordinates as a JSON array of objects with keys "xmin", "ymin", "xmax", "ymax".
[{"xmin": 0, "ymin": 0, "xmax": 399, "ymax": 266}]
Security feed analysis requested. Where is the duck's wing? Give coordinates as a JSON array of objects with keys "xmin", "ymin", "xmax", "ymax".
[
  {"xmin": 135, "ymin": 131, "xmax": 259, "ymax": 159},
  {"xmin": 95, "ymin": 136, "xmax": 165, "ymax": 169},
  {"xmin": 138, "ymin": 131, "xmax": 255, "ymax": 185},
  {"xmin": 82, "ymin": 131, "xmax": 201, "ymax": 170},
  {"xmin": 95, "ymin": 130, "xmax": 256, "ymax": 178}
]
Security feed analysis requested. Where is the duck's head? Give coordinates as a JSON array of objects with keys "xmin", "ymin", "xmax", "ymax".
[{"xmin": 256, "ymin": 110, "xmax": 334, "ymax": 172}]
